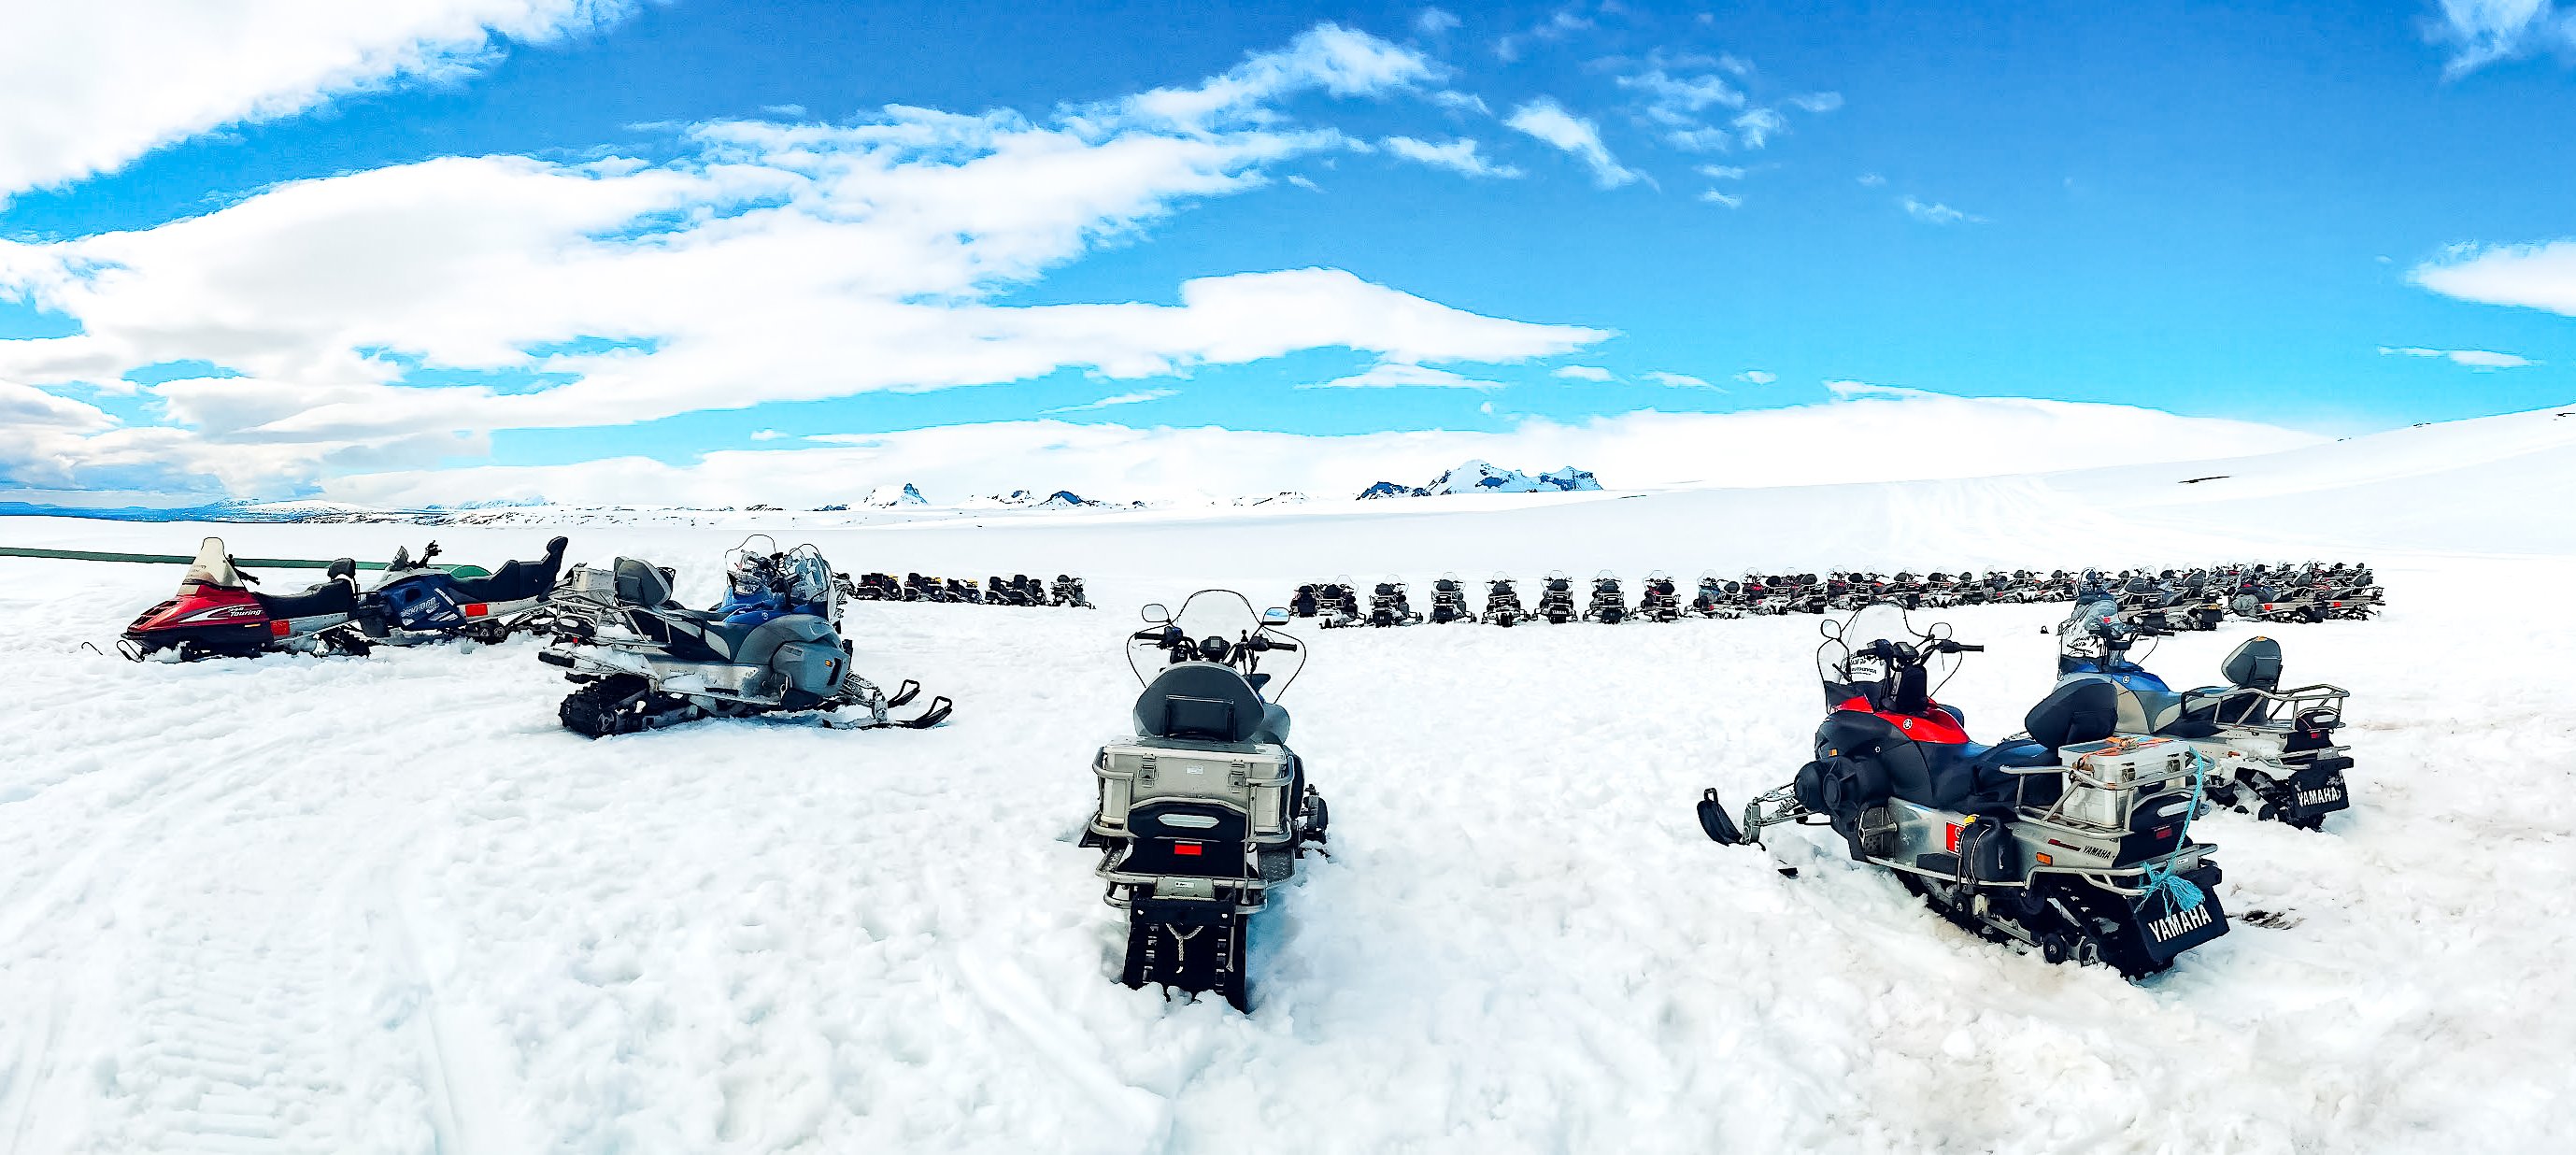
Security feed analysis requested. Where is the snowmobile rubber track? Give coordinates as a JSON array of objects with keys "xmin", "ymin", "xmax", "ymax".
[{"xmin": 1122, "ymin": 899, "xmax": 1248, "ymax": 1012}]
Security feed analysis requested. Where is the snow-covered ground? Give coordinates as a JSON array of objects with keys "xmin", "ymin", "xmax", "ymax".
[{"xmin": 2, "ymin": 408, "xmax": 2572, "ymax": 1153}]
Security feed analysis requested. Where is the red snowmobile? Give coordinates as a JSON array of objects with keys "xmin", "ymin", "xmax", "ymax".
[{"xmin": 119, "ymin": 537, "xmax": 370, "ymax": 661}]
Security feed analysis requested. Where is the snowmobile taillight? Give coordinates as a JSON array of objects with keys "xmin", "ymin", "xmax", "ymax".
[
  {"xmin": 269, "ymin": 620, "xmax": 292, "ymax": 636},
  {"xmin": 463, "ymin": 603, "xmax": 490, "ymax": 618},
  {"xmin": 1172, "ymin": 842, "xmax": 1203, "ymax": 857}
]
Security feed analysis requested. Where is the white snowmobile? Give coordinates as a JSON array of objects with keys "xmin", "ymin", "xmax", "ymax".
[
  {"xmin": 1535, "ymin": 571, "xmax": 1579, "ymax": 624},
  {"xmin": 2057, "ymin": 598, "xmax": 2352, "ymax": 830},
  {"xmin": 1585, "ymin": 570, "xmax": 1630, "ymax": 623},
  {"xmin": 1483, "ymin": 573, "xmax": 1525, "ymax": 626},
  {"xmin": 538, "ymin": 536, "xmax": 950, "ymax": 737},
  {"xmin": 1365, "ymin": 576, "xmax": 1423, "ymax": 627},
  {"xmin": 1428, "ymin": 573, "xmax": 1476, "ymax": 624},
  {"xmin": 1080, "ymin": 592, "xmax": 1330, "ymax": 1010},
  {"xmin": 1695, "ymin": 602, "xmax": 2231, "ymax": 979}
]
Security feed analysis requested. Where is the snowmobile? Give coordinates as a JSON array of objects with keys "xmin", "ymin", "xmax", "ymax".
[
  {"xmin": 2057, "ymin": 600, "xmax": 2352, "ymax": 830},
  {"xmin": 1691, "ymin": 573, "xmax": 1742, "ymax": 619},
  {"xmin": 120, "ymin": 538, "xmax": 370, "ymax": 661},
  {"xmin": 1586, "ymin": 571, "xmax": 1630, "ymax": 624},
  {"xmin": 1428, "ymin": 573, "xmax": 1475, "ymax": 624},
  {"xmin": 1051, "ymin": 574, "xmax": 1095, "ymax": 608},
  {"xmin": 1483, "ymin": 573, "xmax": 1525, "ymax": 626},
  {"xmin": 2229, "ymin": 576, "xmax": 2321, "ymax": 624},
  {"xmin": 1289, "ymin": 583, "xmax": 1321, "ymax": 619},
  {"xmin": 839, "ymin": 572, "xmax": 904, "ymax": 602},
  {"xmin": 1536, "ymin": 571, "xmax": 1579, "ymax": 624},
  {"xmin": 1366, "ymin": 577, "xmax": 1423, "ymax": 627},
  {"xmin": 1316, "ymin": 578, "xmax": 1362, "ymax": 628},
  {"xmin": 1694, "ymin": 601, "xmax": 2230, "ymax": 979},
  {"xmin": 358, "ymin": 536, "xmax": 568, "ymax": 646},
  {"xmin": 539, "ymin": 535, "xmax": 950, "ymax": 737},
  {"xmin": 1079, "ymin": 592, "xmax": 1330, "ymax": 1010},
  {"xmin": 1638, "ymin": 571, "xmax": 1683, "ymax": 622}
]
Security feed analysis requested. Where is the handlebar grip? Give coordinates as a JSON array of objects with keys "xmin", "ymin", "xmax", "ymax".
[
  {"xmin": 1129, "ymin": 628, "xmax": 1166, "ymax": 641},
  {"xmin": 1267, "ymin": 639, "xmax": 1301, "ymax": 651},
  {"xmin": 1954, "ymin": 643, "xmax": 1985, "ymax": 652}
]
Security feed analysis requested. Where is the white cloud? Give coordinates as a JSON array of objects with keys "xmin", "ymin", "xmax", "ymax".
[
  {"xmin": 1698, "ymin": 164, "xmax": 1747, "ymax": 179},
  {"xmin": 1735, "ymin": 369, "xmax": 1775, "ymax": 385},
  {"xmin": 1043, "ymin": 388, "xmax": 1179, "ymax": 414},
  {"xmin": 1551, "ymin": 364, "xmax": 1615, "ymax": 381},
  {"xmin": 1900, "ymin": 195, "xmax": 1983, "ymax": 224},
  {"xmin": 2377, "ymin": 344, "xmax": 2537, "ymax": 369},
  {"xmin": 1698, "ymin": 190, "xmax": 1743, "ymax": 208},
  {"xmin": 1730, "ymin": 107, "xmax": 1788, "ymax": 149},
  {"xmin": 1415, "ymin": 7, "xmax": 1461, "ymax": 35},
  {"xmin": 1826, "ymin": 378, "xmax": 1934, "ymax": 399},
  {"xmin": 1857, "ymin": 172, "xmax": 1886, "ymax": 186},
  {"xmin": 748, "ymin": 428, "xmax": 787, "ymax": 441},
  {"xmin": 1123, "ymin": 23, "xmax": 1445, "ymax": 130},
  {"xmin": 2426, "ymin": 0, "xmax": 2576, "ymax": 77},
  {"xmin": 1665, "ymin": 127, "xmax": 1731, "ymax": 152},
  {"xmin": 0, "ymin": 26, "xmax": 1613, "ymax": 496},
  {"xmin": 1430, "ymin": 90, "xmax": 1492, "ymax": 116},
  {"xmin": 1788, "ymin": 92, "xmax": 1843, "ymax": 113},
  {"xmin": 1616, "ymin": 68, "xmax": 1745, "ymax": 128},
  {"xmin": 1382, "ymin": 135, "xmax": 1524, "ymax": 178},
  {"xmin": 0, "ymin": 0, "xmax": 641, "ymax": 200},
  {"xmin": 1502, "ymin": 98, "xmax": 1638, "ymax": 188},
  {"xmin": 1643, "ymin": 370, "xmax": 1718, "ymax": 389},
  {"xmin": 313, "ymin": 392, "xmax": 2325, "ymax": 507},
  {"xmin": 2411, "ymin": 239, "xmax": 2576, "ymax": 316},
  {"xmin": 1303, "ymin": 362, "xmax": 1502, "ymax": 390}
]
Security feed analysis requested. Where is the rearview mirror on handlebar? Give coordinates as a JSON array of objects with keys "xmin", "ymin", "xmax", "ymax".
[
  {"xmin": 1140, "ymin": 603, "xmax": 1168, "ymax": 622},
  {"xmin": 1263, "ymin": 607, "xmax": 1290, "ymax": 623}
]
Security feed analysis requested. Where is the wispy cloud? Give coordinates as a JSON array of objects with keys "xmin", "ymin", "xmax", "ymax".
[
  {"xmin": 1730, "ymin": 107, "xmax": 1787, "ymax": 149},
  {"xmin": 1493, "ymin": 7, "xmax": 1594, "ymax": 63},
  {"xmin": 1900, "ymin": 195, "xmax": 1984, "ymax": 224},
  {"xmin": 1644, "ymin": 370, "xmax": 1721, "ymax": 390},
  {"xmin": 1304, "ymin": 362, "xmax": 1503, "ymax": 390},
  {"xmin": 2426, "ymin": 0, "xmax": 2576, "ymax": 77},
  {"xmin": 1044, "ymin": 388, "xmax": 1180, "ymax": 414},
  {"xmin": 1697, "ymin": 190, "xmax": 1743, "ymax": 207},
  {"xmin": 1698, "ymin": 164, "xmax": 1747, "ymax": 179},
  {"xmin": 1552, "ymin": 364, "xmax": 1615, "ymax": 381},
  {"xmin": 2411, "ymin": 239, "xmax": 2576, "ymax": 317},
  {"xmin": 2377, "ymin": 345, "xmax": 2536, "ymax": 369},
  {"xmin": 1734, "ymin": 369, "xmax": 1775, "ymax": 385},
  {"xmin": 1414, "ymin": 7, "xmax": 1461, "ymax": 36},
  {"xmin": 1383, "ymin": 135, "xmax": 1524, "ymax": 178},
  {"xmin": 749, "ymin": 428, "xmax": 787, "ymax": 441},
  {"xmin": 1826, "ymin": 378, "xmax": 1937, "ymax": 399},
  {"xmin": 1857, "ymin": 172, "xmax": 1886, "ymax": 186},
  {"xmin": 1503, "ymin": 97, "xmax": 1638, "ymax": 188}
]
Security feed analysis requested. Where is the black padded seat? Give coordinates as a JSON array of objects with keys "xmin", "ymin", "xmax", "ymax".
[
  {"xmin": 1133, "ymin": 663, "xmax": 1276, "ymax": 744},
  {"xmin": 258, "ymin": 580, "xmax": 355, "ymax": 620},
  {"xmin": 453, "ymin": 536, "xmax": 567, "ymax": 604},
  {"xmin": 614, "ymin": 558, "xmax": 681, "ymax": 608},
  {"xmin": 1928, "ymin": 677, "xmax": 2117, "ymax": 810}
]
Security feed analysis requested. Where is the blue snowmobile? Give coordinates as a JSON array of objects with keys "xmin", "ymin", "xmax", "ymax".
[{"xmin": 357, "ymin": 536, "xmax": 568, "ymax": 646}]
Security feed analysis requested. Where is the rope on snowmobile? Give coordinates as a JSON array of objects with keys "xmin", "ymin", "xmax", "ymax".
[{"xmin": 2135, "ymin": 749, "xmax": 2212, "ymax": 915}]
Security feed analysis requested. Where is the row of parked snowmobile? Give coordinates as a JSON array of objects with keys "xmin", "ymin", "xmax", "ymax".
[
  {"xmin": 1289, "ymin": 563, "xmax": 2384, "ymax": 630},
  {"xmin": 116, "ymin": 535, "xmax": 956, "ymax": 737},
  {"xmin": 1082, "ymin": 584, "xmax": 2359, "ymax": 1011},
  {"xmin": 840, "ymin": 570, "xmax": 1093, "ymax": 608}
]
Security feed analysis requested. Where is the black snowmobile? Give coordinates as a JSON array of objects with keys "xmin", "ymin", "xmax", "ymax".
[
  {"xmin": 1536, "ymin": 571, "xmax": 1578, "ymax": 624},
  {"xmin": 1080, "ymin": 592, "xmax": 1330, "ymax": 1010},
  {"xmin": 1366, "ymin": 577, "xmax": 1423, "ymax": 627},
  {"xmin": 1428, "ymin": 573, "xmax": 1475, "ymax": 624},
  {"xmin": 1695, "ymin": 602, "xmax": 2230, "ymax": 979},
  {"xmin": 1638, "ymin": 571, "xmax": 1683, "ymax": 622},
  {"xmin": 1316, "ymin": 577, "xmax": 1362, "ymax": 628},
  {"xmin": 1051, "ymin": 574, "xmax": 1094, "ymax": 608},
  {"xmin": 1483, "ymin": 574, "xmax": 1525, "ymax": 626},
  {"xmin": 1585, "ymin": 571, "xmax": 1629, "ymax": 624}
]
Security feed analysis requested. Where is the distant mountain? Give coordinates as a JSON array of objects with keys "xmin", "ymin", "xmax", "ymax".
[
  {"xmin": 1358, "ymin": 461, "xmax": 1602, "ymax": 500},
  {"xmin": 865, "ymin": 483, "xmax": 928, "ymax": 506},
  {"xmin": 1234, "ymin": 492, "xmax": 1310, "ymax": 506}
]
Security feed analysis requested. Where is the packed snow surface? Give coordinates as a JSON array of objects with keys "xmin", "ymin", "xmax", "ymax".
[{"xmin": 2, "ymin": 407, "xmax": 2573, "ymax": 1152}]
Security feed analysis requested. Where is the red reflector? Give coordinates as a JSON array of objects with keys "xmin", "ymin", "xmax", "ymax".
[
  {"xmin": 1943, "ymin": 823, "xmax": 1962, "ymax": 853},
  {"xmin": 1172, "ymin": 842, "xmax": 1203, "ymax": 856},
  {"xmin": 463, "ymin": 603, "xmax": 490, "ymax": 617},
  {"xmin": 2156, "ymin": 827, "xmax": 2172, "ymax": 840},
  {"xmin": 269, "ymin": 620, "xmax": 291, "ymax": 636}
]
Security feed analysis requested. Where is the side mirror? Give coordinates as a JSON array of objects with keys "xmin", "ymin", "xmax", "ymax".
[
  {"xmin": 1140, "ymin": 603, "xmax": 1168, "ymax": 622},
  {"xmin": 1263, "ymin": 607, "xmax": 1290, "ymax": 623},
  {"xmin": 1818, "ymin": 619, "xmax": 1843, "ymax": 642}
]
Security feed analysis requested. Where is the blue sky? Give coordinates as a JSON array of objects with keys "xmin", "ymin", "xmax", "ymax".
[{"xmin": 3, "ymin": 0, "xmax": 2574, "ymax": 502}]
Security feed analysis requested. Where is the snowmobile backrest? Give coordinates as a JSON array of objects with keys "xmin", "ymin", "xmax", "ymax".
[
  {"xmin": 2222, "ymin": 637, "xmax": 2283, "ymax": 692},
  {"xmin": 2025, "ymin": 676, "xmax": 2119, "ymax": 753},
  {"xmin": 1815, "ymin": 709, "xmax": 1928, "ymax": 807},
  {"xmin": 1134, "ymin": 663, "xmax": 1268, "ymax": 744},
  {"xmin": 614, "ymin": 558, "xmax": 676, "ymax": 607}
]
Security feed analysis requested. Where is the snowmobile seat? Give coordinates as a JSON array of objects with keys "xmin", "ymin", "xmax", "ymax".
[
  {"xmin": 1133, "ymin": 663, "xmax": 1286, "ymax": 745},
  {"xmin": 453, "ymin": 536, "xmax": 568, "ymax": 604},
  {"xmin": 1933, "ymin": 677, "xmax": 2118, "ymax": 810},
  {"xmin": 2222, "ymin": 637, "xmax": 2283, "ymax": 692},
  {"xmin": 257, "ymin": 579, "xmax": 355, "ymax": 620},
  {"xmin": 614, "ymin": 558, "xmax": 682, "ymax": 608}
]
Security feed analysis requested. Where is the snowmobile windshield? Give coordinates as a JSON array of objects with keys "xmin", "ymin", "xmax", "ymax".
[
  {"xmin": 1817, "ymin": 600, "xmax": 1959, "ymax": 711},
  {"xmin": 181, "ymin": 537, "xmax": 245, "ymax": 590},
  {"xmin": 1132, "ymin": 589, "xmax": 1307, "ymax": 698}
]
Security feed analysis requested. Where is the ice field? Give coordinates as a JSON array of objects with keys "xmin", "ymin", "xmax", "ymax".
[{"xmin": 2, "ymin": 408, "xmax": 2573, "ymax": 1153}]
